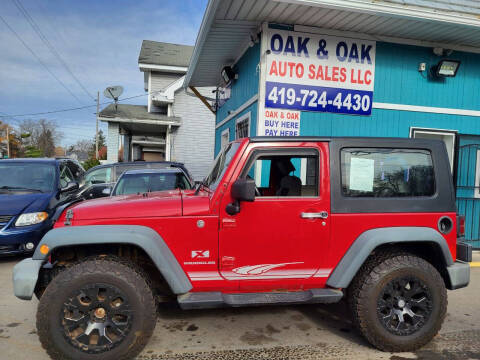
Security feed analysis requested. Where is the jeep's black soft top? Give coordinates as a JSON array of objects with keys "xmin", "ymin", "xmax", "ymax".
[{"xmin": 250, "ymin": 136, "xmax": 456, "ymax": 214}]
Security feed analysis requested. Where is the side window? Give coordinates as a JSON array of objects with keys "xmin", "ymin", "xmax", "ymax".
[
  {"xmin": 59, "ymin": 164, "xmax": 74, "ymax": 188},
  {"xmin": 67, "ymin": 161, "xmax": 83, "ymax": 179},
  {"xmin": 85, "ymin": 167, "xmax": 112, "ymax": 185},
  {"xmin": 243, "ymin": 151, "xmax": 319, "ymax": 197},
  {"xmin": 341, "ymin": 148, "xmax": 435, "ymax": 197}
]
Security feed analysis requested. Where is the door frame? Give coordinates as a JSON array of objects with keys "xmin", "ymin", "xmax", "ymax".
[{"xmin": 409, "ymin": 127, "xmax": 458, "ymax": 177}]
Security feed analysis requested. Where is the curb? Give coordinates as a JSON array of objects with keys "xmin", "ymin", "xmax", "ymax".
[{"xmin": 470, "ymin": 262, "xmax": 480, "ymax": 267}]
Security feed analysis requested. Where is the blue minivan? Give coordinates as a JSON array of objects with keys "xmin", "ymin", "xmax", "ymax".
[{"xmin": 0, "ymin": 158, "xmax": 84, "ymax": 255}]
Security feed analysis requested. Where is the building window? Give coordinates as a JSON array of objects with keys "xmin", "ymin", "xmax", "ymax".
[
  {"xmin": 220, "ymin": 128, "xmax": 230, "ymax": 150},
  {"xmin": 235, "ymin": 112, "xmax": 250, "ymax": 139}
]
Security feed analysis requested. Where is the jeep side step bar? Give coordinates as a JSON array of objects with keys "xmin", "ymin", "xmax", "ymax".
[{"xmin": 177, "ymin": 288, "xmax": 343, "ymax": 310}]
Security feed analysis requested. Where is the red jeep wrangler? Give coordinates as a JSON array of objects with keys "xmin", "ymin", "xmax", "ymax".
[{"xmin": 13, "ymin": 137, "xmax": 471, "ymax": 360}]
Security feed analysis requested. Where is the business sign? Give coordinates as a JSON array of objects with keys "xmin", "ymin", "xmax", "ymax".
[
  {"xmin": 264, "ymin": 29, "xmax": 376, "ymax": 116},
  {"xmin": 264, "ymin": 108, "xmax": 300, "ymax": 136}
]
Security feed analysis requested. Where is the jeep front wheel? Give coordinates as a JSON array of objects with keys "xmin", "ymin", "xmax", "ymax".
[
  {"xmin": 349, "ymin": 253, "xmax": 447, "ymax": 352},
  {"xmin": 36, "ymin": 257, "xmax": 156, "ymax": 360}
]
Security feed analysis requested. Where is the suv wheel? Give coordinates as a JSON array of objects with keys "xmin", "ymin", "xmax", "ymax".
[
  {"xmin": 36, "ymin": 257, "xmax": 156, "ymax": 360},
  {"xmin": 348, "ymin": 253, "xmax": 447, "ymax": 352}
]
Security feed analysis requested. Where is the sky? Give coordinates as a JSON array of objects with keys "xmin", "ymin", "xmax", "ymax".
[{"xmin": 0, "ymin": 0, "xmax": 208, "ymax": 147}]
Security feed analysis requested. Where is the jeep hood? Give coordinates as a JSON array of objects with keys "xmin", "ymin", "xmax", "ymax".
[
  {"xmin": 66, "ymin": 190, "xmax": 183, "ymax": 220},
  {"xmin": 63, "ymin": 189, "xmax": 211, "ymax": 221}
]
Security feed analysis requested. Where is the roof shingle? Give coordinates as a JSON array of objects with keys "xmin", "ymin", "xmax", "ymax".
[{"xmin": 138, "ymin": 40, "xmax": 193, "ymax": 67}]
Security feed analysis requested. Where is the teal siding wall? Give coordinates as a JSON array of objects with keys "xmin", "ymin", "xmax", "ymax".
[
  {"xmin": 374, "ymin": 42, "xmax": 480, "ymax": 110},
  {"xmin": 215, "ymin": 102, "xmax": 257, "ymax": 155},
  {"xmin": 213, "ymin": 34, "xmax": 480, "ymax": 246},
  {"xmin": 214, "ymin": 42, "xmax": 260, "ymax": 155},
  {"xmin": 299, "ymin": 41, "xmax": 480, "ymax": 138}
]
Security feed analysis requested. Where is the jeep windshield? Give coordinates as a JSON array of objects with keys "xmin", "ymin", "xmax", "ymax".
[
  {"xmin": 200, "ymin": 142, "xmax": 240, "ymax": 193},
  {"xmin": 0, "ymin": 162, "xmax": 56, "ymax": 193}
]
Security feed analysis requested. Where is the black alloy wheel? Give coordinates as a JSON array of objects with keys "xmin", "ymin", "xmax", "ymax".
[
  {"xmin": 61, "ymin": 283, "xmax": 133, "ymax": 353},
  {"xmin": 348, "ymin": 252, "xmax": 447, "ymax": 352},
  {"xmin": 37, "ymin": 257, "xmax": 157, "ymax": 360},
  {"xmin": 377, "ymin": 276, "xmax": 433, "ymax": 336}
]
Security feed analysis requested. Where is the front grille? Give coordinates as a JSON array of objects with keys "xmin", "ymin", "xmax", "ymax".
[
  {"xmin": 0, "ymin": 245, "xmax": 18, "ymax": 252},
  {"xmin": 0, "ymin": 215, "xmax": 13, "ymax": 224}
]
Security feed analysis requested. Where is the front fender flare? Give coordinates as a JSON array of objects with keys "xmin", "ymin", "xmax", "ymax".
[
  {"xmin": 326, "ymin": 226, "xmax": 453, "ymax": 289},
  {"xmin": 32, "ymin": 225, "xmax": 192, "ymax": 294}
]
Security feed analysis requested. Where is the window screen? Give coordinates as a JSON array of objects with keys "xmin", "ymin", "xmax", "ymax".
[{"xmin": 341, "ymin": 148, "xmax": 435, "ymax": 197}]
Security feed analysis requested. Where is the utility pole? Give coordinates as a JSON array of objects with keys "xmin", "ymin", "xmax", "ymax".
[
  {"xmin": 6, "ymin": 125, "xmax": 10, "ymax": 158},
  {"xmin": 96, "ymin": 91, "xmax": 99, "ymax": 159}
]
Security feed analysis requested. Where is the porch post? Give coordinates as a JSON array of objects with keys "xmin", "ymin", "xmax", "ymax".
[{"xmin": 165, "ymin": 125, "xmax": 171, "ymax": 161}]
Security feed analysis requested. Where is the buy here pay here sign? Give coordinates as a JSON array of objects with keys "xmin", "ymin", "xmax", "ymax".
[{"xmin": 264, "ymin": 28, "xmax": 376, "ymax": 120}]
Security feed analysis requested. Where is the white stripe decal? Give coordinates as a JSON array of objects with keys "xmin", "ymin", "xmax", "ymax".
[
  {"xmin": 232, "ymin": 262, "xmax": 304, "ymax": 275},
  {"xmin": 189, "ymin": 268, "xmax": 333, "ymax": 281}
]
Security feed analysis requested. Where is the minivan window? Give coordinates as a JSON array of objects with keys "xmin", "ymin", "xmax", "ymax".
[
  {"xmin": 59, "ymin": 164, "xmax": 74, "ymax": 188},
  {"xmin": 341, "ymin": 148, "xmax": 435, "ymax": 197},
  {"xmin": 0, "ymin": 163, "xmax": 56, "ymax": 193}
]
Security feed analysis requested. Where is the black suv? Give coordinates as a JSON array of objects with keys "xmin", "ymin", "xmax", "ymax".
[{"xmin": 76, "ymin": 161, "xmax": 193, "ymax": 200}]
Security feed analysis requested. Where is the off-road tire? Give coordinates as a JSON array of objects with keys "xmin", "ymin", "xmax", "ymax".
[
  {"xmin": 36, "ymin": 256, "xmax": 157, "ymax": 360},
  {"xmin": 348, "ymin": 252, "xmax": 447, "ymax": 352}
]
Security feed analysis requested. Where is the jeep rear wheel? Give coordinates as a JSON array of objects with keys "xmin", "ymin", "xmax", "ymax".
[
  {"xmin": 349, "ymin": 253, "xmax": 447, "ymax": 352},
  {"xmin": 36, "ymin": 257, "xmax": 156, "ymax": 360}
]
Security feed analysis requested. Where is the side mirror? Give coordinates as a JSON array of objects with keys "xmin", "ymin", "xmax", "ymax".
[
  {"xmin": 101, "ymin": 187, "xmax": 112, "ymax": 196},
  {"xmin": 231, "ymin": 178, "xmax": 256, "ymax": 202},
  {"xmin": 226, "ymin": 178, "xmax": 255, "ymax": 215},
  {"xmin": 61, "ymin": 181, "xmax": 79, "ymax": 193}
]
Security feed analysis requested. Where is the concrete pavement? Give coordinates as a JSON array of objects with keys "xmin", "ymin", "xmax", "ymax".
[{"xmin": 0, "ymin": 257, "xmax": 478, "ymax": 360}]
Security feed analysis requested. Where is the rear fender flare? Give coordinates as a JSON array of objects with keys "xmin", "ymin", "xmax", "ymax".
[{"xmin": 326, "ymin": 226, "xmax": 453, "ymax": 289}]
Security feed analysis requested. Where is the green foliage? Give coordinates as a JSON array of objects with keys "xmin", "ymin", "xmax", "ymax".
[
  {"xmin": 82, "ymin": 157, "xmax": 101, "ymax": 171},
  {"xmin": 88, "ymin": 129, "xmax": 107, "ymax": 159}
]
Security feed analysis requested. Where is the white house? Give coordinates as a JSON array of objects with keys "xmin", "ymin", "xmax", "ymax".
[{"xmin": 99, "ymin": 41, "xmax": 215, "ymax": 179}]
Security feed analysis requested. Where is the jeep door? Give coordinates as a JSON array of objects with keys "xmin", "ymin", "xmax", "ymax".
[{"xmin": 218, "ymin": 142, "xmax": 331, "ymax": 291}]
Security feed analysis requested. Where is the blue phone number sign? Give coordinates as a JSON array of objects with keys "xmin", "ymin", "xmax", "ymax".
[{"xmin": 265, "ymin": 81, "xmax": 373, "ymax": 116}]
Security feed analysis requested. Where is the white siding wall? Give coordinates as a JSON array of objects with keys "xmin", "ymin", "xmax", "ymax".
[
  {"xmin": 149, "ymin": 72, "xmax": 183, "ymax": 113},
  {"xmin": 107, "ymin": 122, "xmax": 119, "ymax": 163},
  {"xmin": 150, "ymin": 72, "xmax": 182, "ymax": 90},
  {"xmin": 171, "ymin": 87, "xmax": 215, "ymax": 180}
]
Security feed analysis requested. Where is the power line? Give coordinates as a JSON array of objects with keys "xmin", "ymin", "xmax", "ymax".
[
  {"xmin": 0, "ymin": 90, "xmax": 163, "ymax": 118},
  {"xmin": 11, "ymin": 0, "xmax": 95, "ymax": 100},
  {"xmin": 0, "ymin": 103, "xmax": 99, "ymax": 118},
  {"xmin": 0, "ymin": 14, "xmax": 85, "ymax": 105}
]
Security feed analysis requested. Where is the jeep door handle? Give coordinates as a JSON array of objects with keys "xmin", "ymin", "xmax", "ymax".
[{"xmin": 300, "ymin": 211, "xmax": 328, "ymax": 219}]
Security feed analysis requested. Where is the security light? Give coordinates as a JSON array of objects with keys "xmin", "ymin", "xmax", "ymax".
[
  {"xmin": 221, "ymin": 66, "xmax": 236, "ymax": 84},
  {"xmin": 433, "ymin": 60, "xmax": 461, "ymax": 78}
]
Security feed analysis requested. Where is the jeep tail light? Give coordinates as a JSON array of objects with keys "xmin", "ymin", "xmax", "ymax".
[{"xmin": 457, "ymin": 215, "xmax": 465, "ymax": 237}]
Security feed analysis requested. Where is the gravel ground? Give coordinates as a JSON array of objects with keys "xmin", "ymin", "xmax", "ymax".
[{"xmin": 0, "ymin": 256, "xmax": 478, "ymax": 360}]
